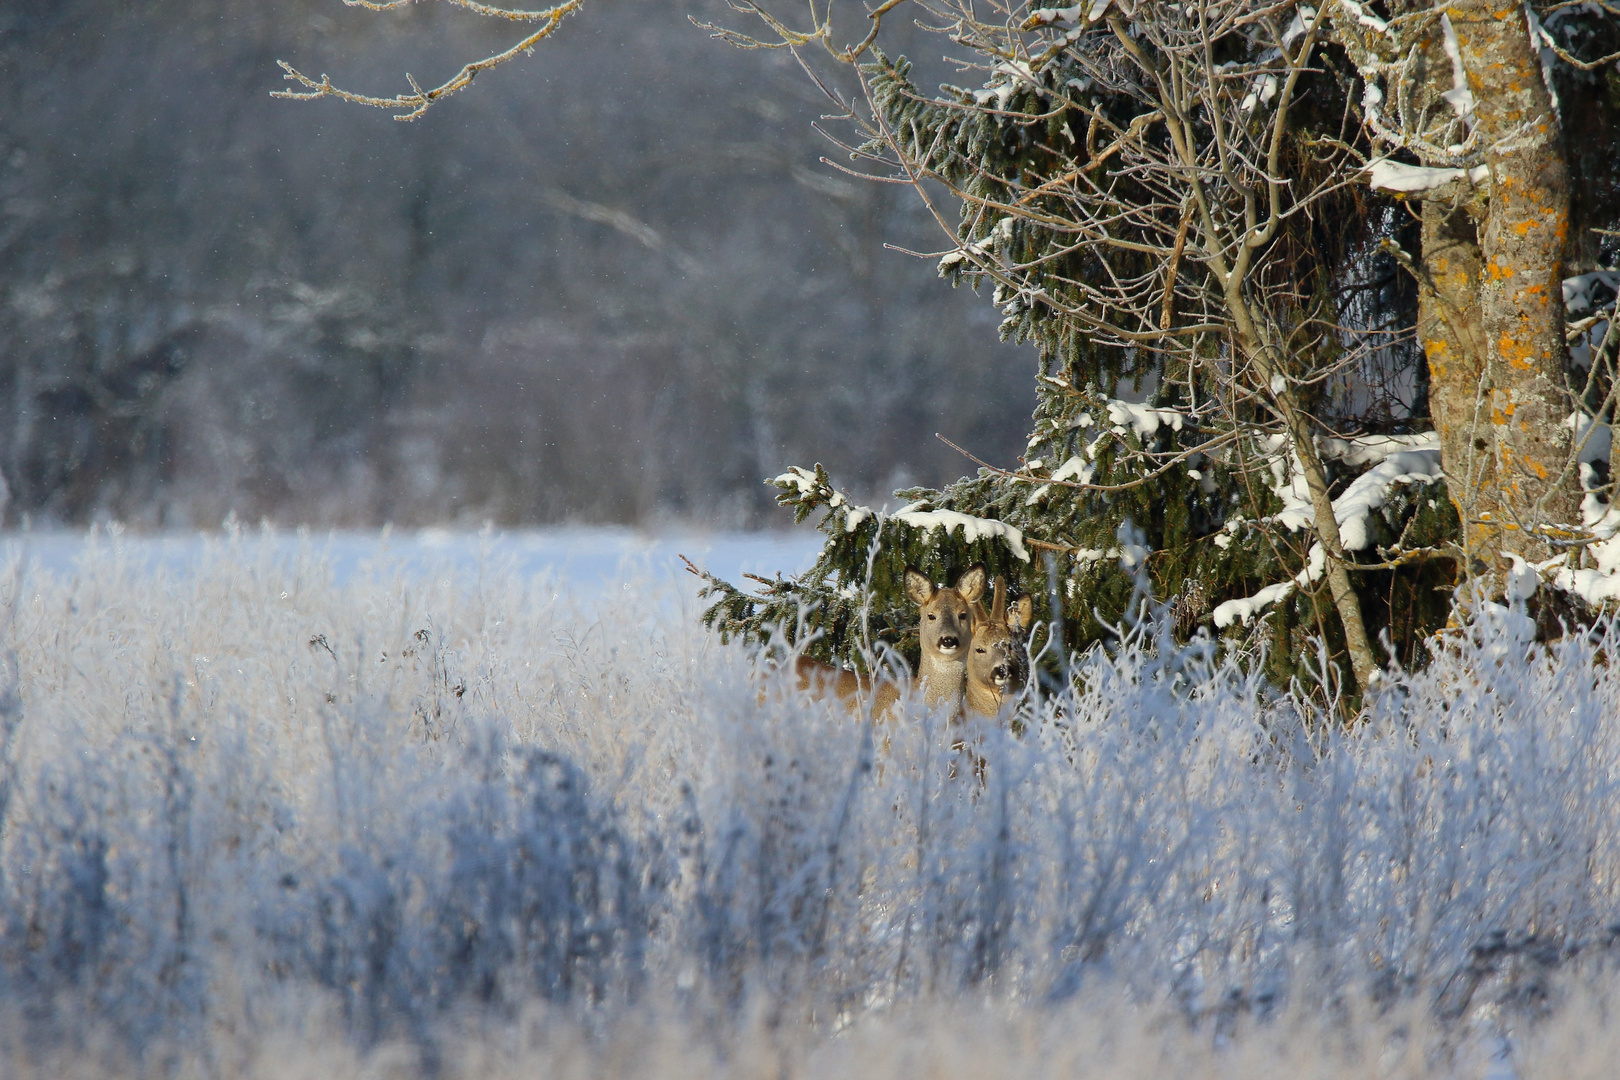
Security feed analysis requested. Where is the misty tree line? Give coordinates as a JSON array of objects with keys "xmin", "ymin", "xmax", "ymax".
[{"xmin": 0, "ymin": 0, "xmax": 1034, "ymax": 529}]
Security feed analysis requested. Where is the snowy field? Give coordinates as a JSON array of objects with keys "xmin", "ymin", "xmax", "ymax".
[{"xmin": 2, "ymin": 528, "xmax": 1620, "ymax": 1078}]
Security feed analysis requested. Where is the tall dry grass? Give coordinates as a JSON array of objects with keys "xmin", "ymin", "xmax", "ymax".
[{"xmin": 2, "ymin": 528, "xmax": 1619, "ymax": 1077}]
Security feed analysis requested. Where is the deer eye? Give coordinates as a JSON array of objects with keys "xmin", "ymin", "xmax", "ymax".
[
  {"xmin": 927, "ymin": 613, "xmax": 936, "ymax": 620},
  {"xmin": 976, "ymin": 647, "xmax": 986, "ymax": 654}
]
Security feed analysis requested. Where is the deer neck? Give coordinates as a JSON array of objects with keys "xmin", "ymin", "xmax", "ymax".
[
  {"xmin": 963, "ymin": 677, "xmax": 1003, "ymax": 719},
  {"xmin": 917, "ymin": 649, "xmax": 965, "ymax": 707}
]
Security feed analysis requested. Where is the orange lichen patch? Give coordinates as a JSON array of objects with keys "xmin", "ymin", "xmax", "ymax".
[
  {"xmin": 1486, "ymin": 256, "xmax": 1516, "ymax": 281},
  {"xmin": 1513, "ymin": 219, "xmax": 1539, "ymax": 237},
  {"xmin": 1496, "ymin": 332, "xmax": 1538, "ymax": 370}
]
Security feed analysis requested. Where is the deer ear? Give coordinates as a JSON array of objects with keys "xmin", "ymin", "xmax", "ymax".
[
  {"xmin": 904, "ymin": 567, "xmax": 936, "ymax": 606},
  {"xmin": 955, "ymin": 564, "xmax": 986, "ymax": 604},
  {"xmin": 1011, "ymin": 595, "xmax": 1034, "ymax": 632}
]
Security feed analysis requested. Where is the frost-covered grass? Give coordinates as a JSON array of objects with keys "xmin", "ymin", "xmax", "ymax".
[{"xmin": 2, "ymin": 531, "xmax": 1620, "ymax": 1077}]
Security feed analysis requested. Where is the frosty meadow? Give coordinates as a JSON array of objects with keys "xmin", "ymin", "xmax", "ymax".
[
  {"xmin": 5, "ymin": 3, "xmax": 1619, "ymax": 1070},
  {"xmin": 2, "ymin": 528, "xmax": 1620, "ymax": 1077}
]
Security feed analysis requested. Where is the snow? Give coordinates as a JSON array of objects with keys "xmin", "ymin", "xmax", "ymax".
[
  {"xmin": 1214, "ymin": 541, "xmax": 1329, "ymax": 627},
  {"xmin": 1336, "ymin": 0, "xmax": 1389, "ymax": 33},
  {"xmin": 1106, "ymin": 399, "xmax": 1183, "ymax": 438},
  {"xmin": 1525, "ymin": 5, "xmax": 1563, "ymax": 120},
  {"xmin": 776, "ymin": 466, "xmax": 877, "ymax": 533},
  {"xmin": 1025, "ymin": 453, "xmax": 1099, "ymax": 504},
  {"xmin": 1212, "ymin": 515, "xmax": 1244, "ymax": 550},
  {"xmin": 1556, "ymin": 552, "xmax": 1620, "ymax": 605},
  {"xmin": 1282, "ymin": 6, "xmax": 1318, "ymax": 49},
  {"xmin": 1262, "ymin": 436, "xmax": 1316, "ymax": 532},
  {"xmin": 1439, "ymin": 15, "xmax": 1478, "ymax": 119},
  {"xmin": 1050, "ymin": 454, "xmax": 1098, "ymax": 486},
  {"xmin": 1319, "ymin": 431, "xmax": 1440, "ymax": 468},
  {"xmin": 1563, "ymin": 270, "xmax": 1620, "ymax": 316},
  {"xmin": 1024, "ymin": 0, "xmax": 1114, "ymax": 25},
  {"xmin": 1240, "ymin": 74, "xmax": 1278, "ymax": 113},
  {"xmin": 775, "ymin": 465, "xmax": 823, "ymax": 498},
  {"xmin": 1367, "ymin": 159, "xmax": 1491, "ymax": 194},
  {"xmin": 893, "ymin": 504, "xmax": 1031, "ymax": 561},
  {"xmin": 1217, "ymin": 439, "xmax": 1443, "ymax": 625},
  {"xmin": 1116, "ymin": 533, "xmax": 1149, "ymax": 570},
  {"xmin": 974, "ymin": 61, "xmax": 1041, "ymax": 111},
  {"xmin": 1556, "ymin": 412, "xmax": 1620, "ymax": 603},
  {"xmin": 1213, "ymin": 579, "xmax": 1296, "ymax": 628},
  {"xmin": 1332, "ymin": 449, "xmax": 1445, "ymax": 551},
  {"xmin": 1566, "ymin": 411, "xmax": 1612, "ymax": 467},
  {"xmin": 1025, "ymin": 2, "xmax": 1087, "ymax": 24},
  {"xmin": 1505, "ymin": 554, "xmax": 1543, "ymax": 603},
  {"xmin": 1555, "ymin": 564, "xmax": 1620, "ymax": 604},
  {"xmin": 1, "ymin": 525, "xmax": 828, "ymax": 600}
]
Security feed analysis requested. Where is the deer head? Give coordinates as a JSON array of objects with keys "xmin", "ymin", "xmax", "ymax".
[
  {"xmin": 964, "ymin": 577, "xmax": 1033, "ymax": 719},
  {"xmin": 903, "ymin": 564, "xmax": 985, "ymax": 707}
]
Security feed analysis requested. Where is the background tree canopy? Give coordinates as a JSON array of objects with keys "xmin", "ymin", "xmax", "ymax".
[{"xmin": 0, "ymin": 0, "xmax": 1034, "ymax": 529}]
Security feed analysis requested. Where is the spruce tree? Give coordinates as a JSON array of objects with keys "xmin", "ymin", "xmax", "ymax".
[{"xmin": 688, "ymin": 0, "xmax": 1620, "ymax": 693}]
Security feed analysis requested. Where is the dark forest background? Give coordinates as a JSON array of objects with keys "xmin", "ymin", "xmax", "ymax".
[{"xmin": 0, "ymin": 0, "xmax": 1035, "ymax": 529}]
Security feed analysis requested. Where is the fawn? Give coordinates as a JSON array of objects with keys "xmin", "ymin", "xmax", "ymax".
[{"xmin": 788, "ymin": 564, "xmax": 986, "ymax": 716}]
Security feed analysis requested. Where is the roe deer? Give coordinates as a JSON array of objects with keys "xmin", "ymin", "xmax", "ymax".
[
  {"xmin": 963, "ymin": 576, "xmax": 1033, "ymax": 720},
  {"xmin": 786, "ymin": 564, "xmax": 986, "ymax": 715}
]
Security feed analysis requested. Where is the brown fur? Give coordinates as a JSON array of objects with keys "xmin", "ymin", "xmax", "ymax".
[{"xmin": 964, "ymin": 577, "xmax": 1033, "ymax": 720}]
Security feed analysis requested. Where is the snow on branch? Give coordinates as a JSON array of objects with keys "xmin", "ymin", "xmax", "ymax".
[
  {"xmin": 893, "ymin": 504, "xmax": 1030, "ymax": 562},
  {"xmin": 1105, "ymin": 399, "xmax": 1184, "ymax": 438},
  {"xmin": 1215, "ymin": 444, "xmax": 1444, "ymax": 626},
  {"xmin": 1366, "ymin": 159, "xmax": 1490, "ymax": 194},
  {"xmin": 773, "ymin": 465, "xmax": 875, "ymax": 532},
  {"xmin": 1319, "ymin": 431, "xmax": 1440, "ymax": 468},
  {"xmin": 1333, "ymin": 450, "xmax": 1445, "ymax": 551},
  {"xmin": 1564, "ymin": 271, "xmax": 1620, "ymax": 316}
]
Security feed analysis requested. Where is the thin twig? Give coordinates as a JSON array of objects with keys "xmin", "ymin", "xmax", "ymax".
[{"xmin": 274, "ymin": 0, "xmax": 584, "ymax": 120}]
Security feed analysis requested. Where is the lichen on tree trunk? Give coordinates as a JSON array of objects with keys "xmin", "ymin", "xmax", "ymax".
[{"xmin": 1420, "ymin": 1, "xmax": 1583, "ymax": 582}]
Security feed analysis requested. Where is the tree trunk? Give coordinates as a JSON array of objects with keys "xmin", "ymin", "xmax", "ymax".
[
  {"xmin": 1420, "ymin": 196, "xmax": 1492, "ymax": 567},
  {"xmin": 1421, "ymin": 1, "xmax": 1583, "ymax": 583},
  {"xmin": 1230, "ymin": 301, "xmax": 1382, "ymax": 694}
]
